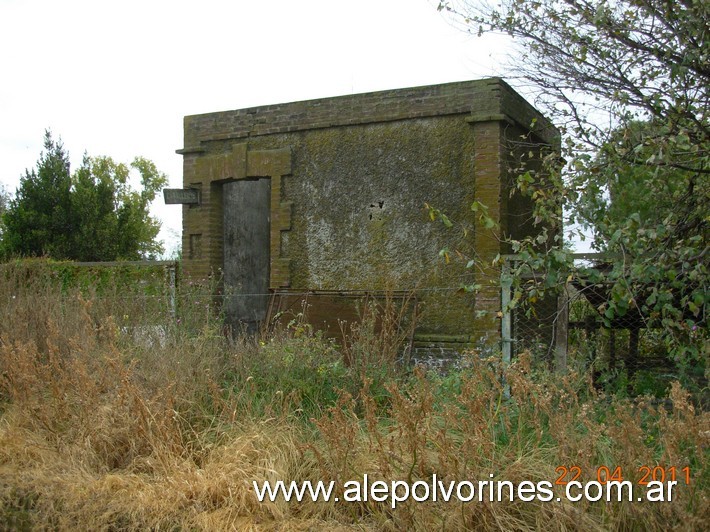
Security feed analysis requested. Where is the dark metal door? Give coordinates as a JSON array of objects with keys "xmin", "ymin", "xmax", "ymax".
[{"xmin": 223, "ymin": 178, "xmax": 270, "ymax": 334}]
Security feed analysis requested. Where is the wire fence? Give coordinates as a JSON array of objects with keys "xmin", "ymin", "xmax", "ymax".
[
  {"xmin": 0, "ymin": 260, "xmax": 456, "ymax": 341},
  {"xmin": 1, "ymin": 257, "xmax": 696, "ymax": 393},
  {"xmin": 500, "ymin": 254, "xmax": 688, "ymax": 392}
]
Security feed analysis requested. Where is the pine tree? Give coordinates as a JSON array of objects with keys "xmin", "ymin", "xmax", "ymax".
[
  {"xmin": 1, "ymin": 131, "xmax": 167, "ymax": 261},
  {"xmin": 2, "ymin": 131, "xmax": 74, "ymax": 258}
]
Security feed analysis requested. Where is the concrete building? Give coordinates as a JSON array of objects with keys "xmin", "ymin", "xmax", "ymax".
[{"xmin": 173, "ymin": 78, "xmax": 559, "ymax": 356}]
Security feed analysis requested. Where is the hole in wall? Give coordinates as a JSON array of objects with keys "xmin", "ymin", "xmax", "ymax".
[{"xmin": 368, "ymin": 200, "xmax": 385, "ymax": 221}]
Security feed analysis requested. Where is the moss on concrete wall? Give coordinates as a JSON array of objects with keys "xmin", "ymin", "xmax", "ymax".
[
  {"xmin": 242, "ymin": 117, "xmax": 477, "ymax": 335},
  {"xmin": 177, "ymin": 79, "xmax": 560, "ymax": 342}
]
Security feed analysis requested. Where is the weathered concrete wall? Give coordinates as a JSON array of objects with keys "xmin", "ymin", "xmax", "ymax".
[
  {"xmin": 176, "ymin": 78, "xmax": 559, "ymax": 344},
  {"xmin": 246, "ymin": 117, "xmax": 476, "ymax": 336}
]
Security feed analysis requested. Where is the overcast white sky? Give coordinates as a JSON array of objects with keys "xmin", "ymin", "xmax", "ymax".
[{"xmin": 1, "ymin": 0, "xmax": 514, "ymax": 256}]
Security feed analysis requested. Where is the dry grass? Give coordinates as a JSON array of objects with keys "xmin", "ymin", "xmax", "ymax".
[
  {"xmin": 0, "ymin": 261, "xmax": 707, "ymax": 530},
  {"xmin": 312, "ymin": 355, "xmax": 709, "ymax": 530}
]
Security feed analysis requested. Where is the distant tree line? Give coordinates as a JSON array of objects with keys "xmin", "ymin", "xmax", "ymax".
[{"xmin": 0, "ymin": 131, "xmax": 167, "ymax": 262}]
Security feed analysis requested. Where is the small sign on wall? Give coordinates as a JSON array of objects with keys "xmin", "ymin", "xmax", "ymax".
[{"xmin": 163, "ymin": 188, "xmax": 200, "ymax": 205}]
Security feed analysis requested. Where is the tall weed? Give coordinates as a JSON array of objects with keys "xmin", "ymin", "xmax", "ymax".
[{"xmin": 0, "ymin": 263, "xmax": 707, "ymax": 530}]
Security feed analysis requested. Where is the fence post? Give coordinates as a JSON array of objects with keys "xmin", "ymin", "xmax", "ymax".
[
  {"xmin": 554, "ymin": 284, "xmax": 569, "ymax": 373},
  {"xmin": 501, "ymin": 259, "xmax": 513, "ymax": 398},
  {"xmin": 167, "ymin": 261, "xmax": 177, "ymax": 320}
]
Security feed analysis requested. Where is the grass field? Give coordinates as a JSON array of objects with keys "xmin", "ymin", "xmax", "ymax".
[{"xmin": 0, "ymin": 263, "xmax": 707, "ymax": 530}]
